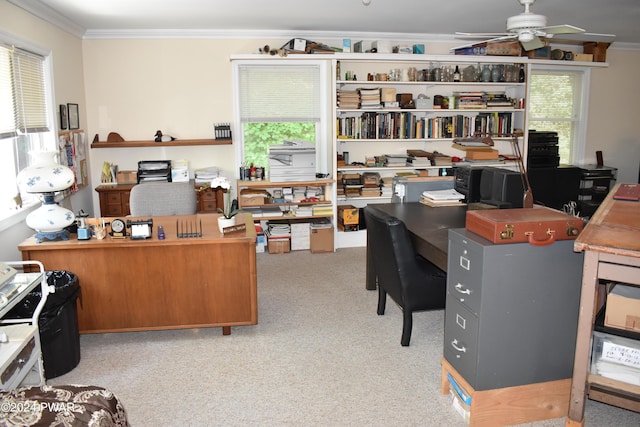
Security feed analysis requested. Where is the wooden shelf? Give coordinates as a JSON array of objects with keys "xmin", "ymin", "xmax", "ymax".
[{"xmin": 90, "ymin": 138, "xmax": 231, "ymax": 148}]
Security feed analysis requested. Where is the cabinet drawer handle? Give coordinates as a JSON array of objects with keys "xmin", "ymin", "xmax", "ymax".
[
  {"xmin": 451, "ymin": 339, "xmax": 466, "ymax": 353},
  {"xmin": 454, "ymin": 283, "xmax": 471, "ymax": 295}
]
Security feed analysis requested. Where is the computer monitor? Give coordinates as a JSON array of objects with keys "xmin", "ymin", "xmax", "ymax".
[{"xmin": 479, "ymin": 167, "xmax": 524, "ymax": 209}]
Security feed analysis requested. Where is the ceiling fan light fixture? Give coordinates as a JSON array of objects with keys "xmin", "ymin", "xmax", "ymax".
[{"xmin": 519, "ymin": 31, "xmax": 536, "ymax": 43}]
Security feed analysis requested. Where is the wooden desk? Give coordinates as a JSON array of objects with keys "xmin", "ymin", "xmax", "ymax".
[
  {"xmin": 19, "ymin": 214, "xmax": 257, "ymax": 335},
  {"xmin": 364, "ymin": 203, "xmax": 467, "ymax": 290},
  {"xmin": 568, "ymin": 184, "xmax": 640, "ymax": 426}
]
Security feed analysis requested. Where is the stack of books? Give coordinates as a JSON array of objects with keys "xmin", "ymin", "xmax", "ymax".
[
  {"xmin": 383, "ymin": 154, "xmax": 409, "ymax": 167},
  {"xmin": 358, "ymin": 88, "xmax": 381, "ymax": 110},
  {"xmin": 484, "ymin": 92, "xmax": 514, "ymax": 108},
  {"xmin": 453, "ymin": 91, "xmax": 486, "ymax": 109},
  {"xmin": 337, "ymin": 89, "xmax": 360, "ymax": 109},
  {"xmin": 420, "ymin": 189, "xmax": 466, "ymax": 207}
]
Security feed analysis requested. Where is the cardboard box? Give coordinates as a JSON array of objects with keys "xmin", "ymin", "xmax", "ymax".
[
  {"xmin": 267, "ymin": 238, "xmax": 290, "ymax": 254},
  {"xmin": 116, "ymin": 170, "xmax": 137, "ymax": 184},
  {"xmin": 574, "ymin": 53, "xmax": 593, "ymax": 62},
  {"xmin": 486, "ymin": 42, "xmax": 522, "ymax": 56},
  {"xmin": 605, "ymin": 284, "xmax": 640, "ymax": 332},
  {"xmin": 310, "ymin": 226, "xmax": 334, "ymax": 253},
  {"xmin": 465, "ymin": 149, "xmax": 499, "ymax": 160},
  {"xmin": 241, "ymin": 195, "xmax": 265, "ymax": 206},
  {"xmin": 338, "ymin": 205, "xmax": 359, "ymax": 225}
]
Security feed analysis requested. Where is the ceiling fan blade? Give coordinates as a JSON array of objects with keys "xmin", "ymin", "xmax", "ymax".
[
  {"xmin": 455, "ymin": 32, "xmax": 510, "ymax": 38},
  {"xmin": 520, "ymin": 36, "xmax": 545, "ymax": 51},
  {"xmin": 551, "ymin": 32, "xmax": 616, "ymax": 43},
  {"xmin": 450, "ymin": 35, "xmax": 517, "ymax": 52},
  {"xmin": 543, "ymin": 24, "xmax": 585, "ymax": 35}
]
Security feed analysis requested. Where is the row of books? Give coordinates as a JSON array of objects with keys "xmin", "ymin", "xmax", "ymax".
[
  {"xmin": 242, "ymin": 203, "xmax": 332, "ymax": 218},
  {"xmin": 337, "ymin": 111, "xmax": 513, "ymax": 140}
]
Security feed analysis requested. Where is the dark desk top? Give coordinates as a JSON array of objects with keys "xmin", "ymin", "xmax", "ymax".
[{"xmin": 367, "ymin": 203, "xmax": 467, "ymax": 272}]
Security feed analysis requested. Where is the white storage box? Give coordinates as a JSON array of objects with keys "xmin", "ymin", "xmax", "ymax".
[
  {"xmin": 290, "ymin": 222, "xmax": 310, "ymax": 251},
  {"xmin": 590, "ymin": 330, "xmax": 640, "ymax": 386}
]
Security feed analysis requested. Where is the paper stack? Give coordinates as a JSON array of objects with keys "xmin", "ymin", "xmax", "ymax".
[{"xmin": 420, "ymin": 189, "xmax": 466, "ymax": 207}]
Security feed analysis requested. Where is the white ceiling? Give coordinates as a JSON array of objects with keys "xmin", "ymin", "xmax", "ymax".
[{"xmin": 9, "ymin": 0, "xmax": 640, "ymax": 47}]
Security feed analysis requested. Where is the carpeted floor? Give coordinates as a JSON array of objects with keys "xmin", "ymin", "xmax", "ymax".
[{"xmin": 49, "ymin": 248, "xmax": 640, "ymax": 426}]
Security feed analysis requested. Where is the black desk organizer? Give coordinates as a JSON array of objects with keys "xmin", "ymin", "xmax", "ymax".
[{"xmin": 137, "ymin": 160, "xmax": 172, "ymax": 183}]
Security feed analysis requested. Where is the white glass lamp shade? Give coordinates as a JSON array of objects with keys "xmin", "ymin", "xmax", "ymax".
[
  {"xmin": 26, "ymin": 196, "xmax": 75, "ymax": 232},
  {"xmin": 16, "ymin": 151, "xmax": 75, "ymax": 193},
  {"xmin": 17, "ymin": 151, "xmax": 76, "ymax": 241}
]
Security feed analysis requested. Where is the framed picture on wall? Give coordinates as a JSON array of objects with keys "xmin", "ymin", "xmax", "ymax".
[
  {"xmin": 59, "ymin": 104, "xmax": 67, "ymax": 130},
  {"xmin": 67, "ymin": 103, "xmax": 79, "ymax": 130}
]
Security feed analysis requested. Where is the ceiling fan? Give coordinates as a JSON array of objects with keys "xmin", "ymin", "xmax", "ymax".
[{"xmin": 453, "ymin": 0, "xmax": 615, "ymax": 51}]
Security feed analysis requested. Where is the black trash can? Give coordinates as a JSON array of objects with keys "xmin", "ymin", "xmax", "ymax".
[{"xmin": 6, "ymin": 270, "xmax": 81, "ymax": 379}]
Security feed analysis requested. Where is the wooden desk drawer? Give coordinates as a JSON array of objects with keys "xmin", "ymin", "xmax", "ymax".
[
  {"xmin": 200, "ymin": 189, "xmax": 219, "ymax": 202},
  {"xmin": 106, "ymin": 192, "xmax": 123, "ymax": 204},
  {"xmin": 200, "ymin": 202, "xmax": 219, "ymax": 212},
  {"xmin": 105, "ymin": 204, "xmax": 124, "ymax": 216}
]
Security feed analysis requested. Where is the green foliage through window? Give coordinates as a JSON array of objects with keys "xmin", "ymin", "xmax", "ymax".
[
  {"xmin": 528, "ymin": 73, "xmax": 580, "ymax": 164},
  {"xmin": 242, "ymin": 122, "xmax": 316, "ymax": 171}
]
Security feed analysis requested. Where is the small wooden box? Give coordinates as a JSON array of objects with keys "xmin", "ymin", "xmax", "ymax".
[{"xmin": 583, "ymin": 42, "xmax": 610, "ymax": 62}]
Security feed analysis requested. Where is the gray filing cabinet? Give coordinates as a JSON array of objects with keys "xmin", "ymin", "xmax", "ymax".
[{"xmin": 444, "ymin": 228, "xmax": 584, "ymax": 391}]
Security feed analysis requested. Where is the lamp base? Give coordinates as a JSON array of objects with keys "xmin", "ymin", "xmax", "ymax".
[{"xmin": 35, "ymin": 229, "xmax": 70, "ymax": 244}]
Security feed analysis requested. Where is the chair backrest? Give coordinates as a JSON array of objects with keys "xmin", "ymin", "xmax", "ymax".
[
  {"xmin": 364, "ymin": 206, "xmax": 421, "ymax": 304},
  {"xmin": 129, "ymin": 182, "xmax": 197, "ymax": 216}
]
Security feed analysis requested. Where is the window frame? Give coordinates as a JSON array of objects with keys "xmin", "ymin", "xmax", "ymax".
[
  {"xmin": 232, "ymin": 58, "xmax": 331, "ymax": 178},
  {"xmin": 528, "ymin": 64, "xmax": 591, "ymax": 165},
  {"xmin": 0, "ymin": 31, "xmax": 57, "ymax": 232}
]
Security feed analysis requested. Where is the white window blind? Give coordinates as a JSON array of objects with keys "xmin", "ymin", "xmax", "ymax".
[
  {"xmin": 0, "ymin": 43, "xmax": 49, "ymax": 139},
  {"xmin": 238, "ymin": 64, "xmax": 321, "ymax": 123}
]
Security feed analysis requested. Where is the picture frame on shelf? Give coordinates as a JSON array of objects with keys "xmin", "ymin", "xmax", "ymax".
[
  {"xmin": 67, "ymin": 103, "xmax": 79, "ymax": 130},
  {"xmin": 59, "ymin": 104, "xmax": 68, "ymax": 130}
]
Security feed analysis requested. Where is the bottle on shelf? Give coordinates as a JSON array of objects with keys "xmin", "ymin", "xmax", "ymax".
[
  {"xmin": 519, "ymin": 64, "xmax": 526, "ymax": 83},
  {"xmin": 453, "ymin": 65, "xmax": 461, "ymax": 82}
]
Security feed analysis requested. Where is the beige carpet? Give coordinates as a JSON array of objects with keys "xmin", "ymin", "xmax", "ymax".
[{"xmin": 49, "ymin": 248, "xmax": 640, "ymax": 426}]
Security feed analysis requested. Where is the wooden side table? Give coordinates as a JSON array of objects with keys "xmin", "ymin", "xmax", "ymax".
[{"xmin": 567, "ymin": 183, "xmax": 640, "ymax": 426}]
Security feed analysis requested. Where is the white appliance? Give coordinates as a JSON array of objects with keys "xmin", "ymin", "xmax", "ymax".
[{"xmin": 268, "ymin": 140, "xmax": 316, "ymax": 182}]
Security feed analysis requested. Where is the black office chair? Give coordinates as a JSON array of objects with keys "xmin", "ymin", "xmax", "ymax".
[{"xmin": 364, "ymin": 206, "xmax": 447, "ymax": 346}]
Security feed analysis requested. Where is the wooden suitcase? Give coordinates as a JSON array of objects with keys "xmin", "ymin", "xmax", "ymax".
[{"xmin": 465, "ymin": 206, "xmax": 584, "ymax": 245}]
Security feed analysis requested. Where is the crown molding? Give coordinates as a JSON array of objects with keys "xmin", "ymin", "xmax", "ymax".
[{"xmin": 8, "ymin": 0, "xmax": 86, "ymax": 38}]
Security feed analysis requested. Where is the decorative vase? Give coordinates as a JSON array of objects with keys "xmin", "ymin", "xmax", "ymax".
[{"xmin": 218, "ymin": 216, "xmax": 236, "ymax": 233}]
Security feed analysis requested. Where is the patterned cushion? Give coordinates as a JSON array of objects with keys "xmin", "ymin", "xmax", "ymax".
[{"xmin": 0, "ymin": 385, "xmax": 129, "ymax": 427}]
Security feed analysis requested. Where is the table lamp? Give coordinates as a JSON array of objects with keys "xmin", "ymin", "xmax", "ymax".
[{"xmin": 16, "ymin": 151, "xmax": 76, "ymax": 243}]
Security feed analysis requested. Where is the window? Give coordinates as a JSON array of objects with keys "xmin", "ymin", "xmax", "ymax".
[
  {"xmin": 528, "ymin": 66, "xmax": 590, "ymax": 164},
  {"xmin": 233, "ymin": 60, "xmax": 329, "ymax": 175},
  {"xmin": 0, "ymin": 37, "xmax": 55, "ymax": 222}
]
